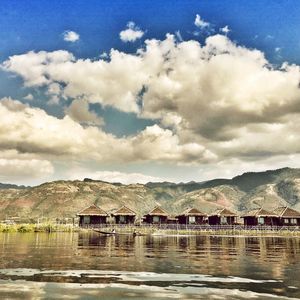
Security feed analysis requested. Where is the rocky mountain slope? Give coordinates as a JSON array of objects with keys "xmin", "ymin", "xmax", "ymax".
[{"xmin": 0, "ymin": 167, "xmax": 299, "ymax": 220}]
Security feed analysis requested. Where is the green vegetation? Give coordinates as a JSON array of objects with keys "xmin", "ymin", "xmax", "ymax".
[
  {"xmin": 0, "ymin": 223, "xmax": 78, "ymax": 233},
  {"xmin": 0, "ymin": 223, "xmax": 299, "ymax": 236}
]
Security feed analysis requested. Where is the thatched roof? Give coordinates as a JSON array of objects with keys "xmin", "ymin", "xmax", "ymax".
[
  {"xmin": 146, "ymin": 206, "xmax": 169, "ymax": 216},
  {"xmin": 113, "ymin": 205, "xmax": 136, "ymax": 216},
  {"xmin": 273, "ymin": 206, "xmax": 300, "ymax": 218},
  {"xmin": 210, "ymin": 208, "xmax": 237, "ymax": 217},
  {"xmin": 241, "ymin": 208, "xmax": 277, "ymax": 218},
  {"xmin": 77, "ymin": 204, "xmax": 108, "ymax": 216},
  {"xmin": 177, "ymin": 207, "xmax": 207, "ymax": 217}
]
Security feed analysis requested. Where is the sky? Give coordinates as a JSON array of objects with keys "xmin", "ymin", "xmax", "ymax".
[{"xmin": 0, "ymin": 0, "xmax": 300, "ymax": 185}]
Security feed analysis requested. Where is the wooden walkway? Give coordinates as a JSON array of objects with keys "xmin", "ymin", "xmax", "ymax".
[{"xmin": 80, "ymin": 224, "xmax": 300, "ymax": 235}]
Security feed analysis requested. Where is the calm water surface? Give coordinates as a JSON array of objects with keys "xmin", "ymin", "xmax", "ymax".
[{"xmin": 0, "ymin": 232, "xmax": 299, "ymax": 299}]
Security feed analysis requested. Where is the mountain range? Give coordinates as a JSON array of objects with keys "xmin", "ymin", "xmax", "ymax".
[{"xmin": 0, "ymin": 167, "xmax": 299, "ymax": 220}]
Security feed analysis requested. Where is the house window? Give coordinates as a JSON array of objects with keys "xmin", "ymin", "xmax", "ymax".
[
  {"xmin": 120, "ymin": 216, "xmax": 126, "ymax": 223},
  {"xmin": 291, "ymin": 218, "xmax": 297, "ymax": 224},
  {"xmin": 258, "ymin": 217, "xmax": 264, "ymax": 225},
  {"xmin": 284, "ymin": 218, "xmax": 289, "ymax": 224},
  {"xmin": 153, "ymin": 216, "xmax": 160, "ymax": 223},
  {"xmin": 189, "ymin": 216, "xmax": 196, "ymax": 224},
  {"xmin": 220, "ymin": 217, "xmax": 227, "ymax": 224},
  {"xmin": 83, "ymin": 216, "xmax": 90, "ymax": 224}
]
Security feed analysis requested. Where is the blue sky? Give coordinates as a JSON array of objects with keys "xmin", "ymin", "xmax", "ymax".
[
  {"xmin": 0, "ymin": 0, "xmax": 300, "ymax": 185},
  {"xmin": 1, "ymin": 0, "xmax": 300, "ymax": 62}
]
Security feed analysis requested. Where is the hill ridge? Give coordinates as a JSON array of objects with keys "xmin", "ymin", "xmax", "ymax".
[{"xmin": 0, "ymin": 167, "xmax": 299, "ymax": 220}]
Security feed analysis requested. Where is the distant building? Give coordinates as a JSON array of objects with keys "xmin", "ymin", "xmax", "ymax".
[
  {"xmin": 176, "ymin": 208, "xmax": 207, "ymax": 225},
  {"xmin": 112, "ymin": 206, "xmax": 136, "ymax": 224},
  {"xmin": 143, "ymin": 206, "xmax": 169, "ymax": 224},
  {"xmin": 77, "ymin": 204, "xmax": 108, "ymax": 226},
  {"xmin": 241, "ymin": 208, "xmax": 278, "ymax": 226},
  {"xmin": 273, "ymin": 206, "xmax": 300, "ymax": 226},
  {"xmin": 208, "ymin": 208, "xmax": 237, "ymax": 225}
]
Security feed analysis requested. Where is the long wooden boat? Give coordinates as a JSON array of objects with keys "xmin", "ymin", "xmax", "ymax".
[
  {"xmin": 93, "ymin": 229, "xmax": 116, "ymax": 235},
  {"xmin": 93, "ymin": 229, "xmax": 147, "ymax": 236}
]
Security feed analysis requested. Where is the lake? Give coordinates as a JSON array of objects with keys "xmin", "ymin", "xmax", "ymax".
[{"xmin": 0, "ymin": 232, "xmax": 299, "ymax": 299}]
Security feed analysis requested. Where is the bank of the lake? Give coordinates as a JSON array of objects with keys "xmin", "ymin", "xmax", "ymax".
[
  {"xmin": 1, "ymin": 223, "xmax": 300, "ymax": 237},
  {"xmin": 0, "ymin": 223, "xmax": 77, "ymax": 233}
]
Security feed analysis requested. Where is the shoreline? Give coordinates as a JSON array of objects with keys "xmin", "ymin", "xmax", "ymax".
[{"xmin": 0, "ymin": 223, "xmax": 300, "ymax": 237}]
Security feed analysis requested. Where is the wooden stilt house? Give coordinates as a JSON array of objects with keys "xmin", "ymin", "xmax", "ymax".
[
  {"xmin": 241, "ymin": 208, "xmax": 278, "ymax": 226},
  {"xmin": 272, "ymin": 206, "xmax": 300, "ymax": 226},
  {"xmin": 112, "ymin": 206, "xmax": 136, "ymax": 224},
  {"xmin": 176, "ymin": 208, "xmax": 207, "ymax": 225},
  {"xmin": 143, "ymin": 206, "xmax": 169, "ymax": 224},
  {"xmin": 77, "ymin": 204, "xmax": 108, "ymax": 226},
  {"xmin": 208, "ymin": 208, "xmax": 237, "ymax": 225}
]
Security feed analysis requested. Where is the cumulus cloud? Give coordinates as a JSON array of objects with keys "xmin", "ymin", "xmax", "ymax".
[
  {"xmin": 63, "ymin": 30, "xmax": 80, "ymax": 42},
  {"xmin": 2, "ymin": 50, "xmax": 74, "ymax": 86},
  {"xmin": 2, "ymin": 33, "xmax": 300, "ymax": 171},
  {"xmin": 0, "ymin": 158, "xmax": 54, "ymax": 181},
  {"xmin": 175, "ymin": 30, "xmax": 183, "ymax": 42},
  {"xmin": 196, "ymin": 154, "xmax": 300, "ymax": 182},
  {"xmin": 194, "ymin": 14, "xmax": 210, "ymax": 28},
  {"xmin": 65, "ymin": 99, "xmax": 104, "ymax": 126},
  {"xmin": 2, "ymin": 49, "xmax": 143, "ymax": 112},
  {"xmin": 120, "ymin": 22, "xmax": 144, "ymax": 42},
  {"xmin": 23, "ymin": 93, "xmax": 33, "ymax": 101},
  {"xmin": 220, "ymin": 25, "xmax": 230, "ymax": 34},
  {"xmin": 0, "ymin": 98, "xmax": 214, "ymax": 165},
  {"xmin": 68, "ymin": 170, "xmax": 166, "ymax": 184}
]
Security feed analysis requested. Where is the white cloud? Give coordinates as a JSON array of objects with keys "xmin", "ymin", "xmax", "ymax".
[
  {"xmin": 100, "ymin": 52, "xmax": 108, "ymax": 59},
  {"xmin": 2, "ymin": 50, "xmax": 74, "ymax": 86},
  {"xmin": 65, "ymin": 99, "xmax": 104, "ymax": 126},
  {"xmin": 0, "ymin": 98, "xmax": 214, "ymax": 165},
  {"xmin": 68, "ymin": 170, "xmax": 166, "ymax": 184},
  {"xmin": 265, "ymin": 34, "xmax": 274, "ymax": 40},
  {"xmin": 63, "ymin": 30, "xmax": 80, "ymax": 42},
  {"xmin": 2, "ymin": 49, "xmax": 143, "ymax": 112},
  {"xmin": 120, "ymin": 22, "xmax": 144, "ymax": 42},
  {"xmin": 195, "ymin": 154, "xmax": 300, "ymax": 182},
  {"xmin": 175, "ymin": 30, "xmax": 183, "ymax": 42},
  {"xmin": 2, "ymin": 33, "xmax": 300, "ymax": 171},
  {"xmin": 23, "ymin": 93, "xmax": 33, "ymax": 101},
  {"xmin": 194, "ymin": 14, "xmax": 210, "ymax": 28},
  {"xmin": 220, "ymin": 25, "xmax": 230, "ymax": 34},
  {"xmin": 47, "ymin": 82, "xmax": 61, "ymax": 95},
  {"xmin": 0, "ymin": 158, "xmax": 54, "ymax": 181}
]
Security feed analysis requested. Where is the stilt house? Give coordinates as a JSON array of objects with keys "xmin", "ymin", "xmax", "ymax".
[
  {"xmin": 208, "ymin": 208, "xmax": 237, "ymax": 225},
  {"xmin": 176, "ymin": 208, "xmax": 207, "ymax": 225},
  {"xmin": 112, "ymin": 206, "xmax": 136, "ymax": 224},
  {"xmin": 143, "ymin": 206, "xmax": 169, "ymax": 224},
  {"xmin": 77, "ymin": 204, "xmax": 108, "ymax": 226},
  {"xmin": 273, "ymin": 206, "xmax": 300, "ymax": 226},
  {"xmin": 241, "ymin": 208, "xmax": 278, "ymax": 226}
]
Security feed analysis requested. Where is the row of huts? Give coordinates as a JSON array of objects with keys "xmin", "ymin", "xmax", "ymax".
[{"xmin": 77, "ymin": 205, "xmax": 300, "ymax": 226}]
